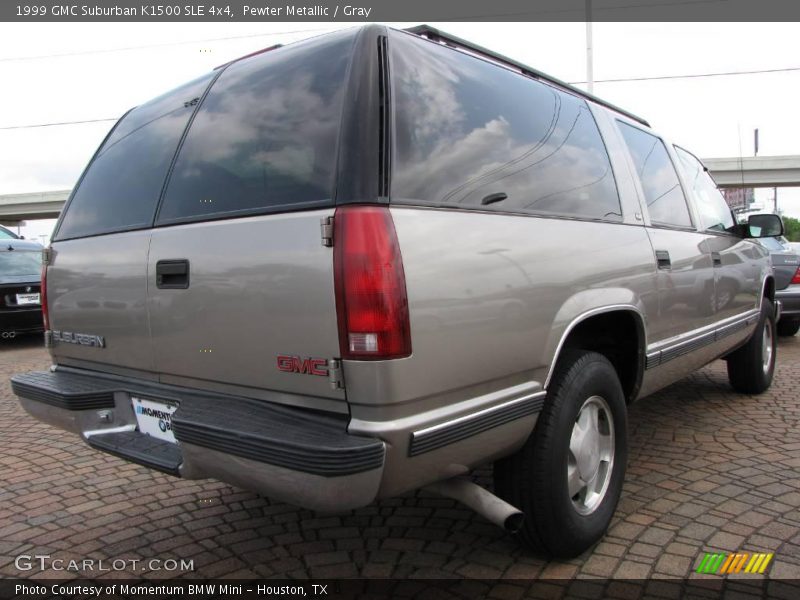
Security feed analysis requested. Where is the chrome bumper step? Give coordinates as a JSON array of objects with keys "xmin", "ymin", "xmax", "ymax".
[{"xmin": 88, "ymin": 430, "xmax": 182, "ymax": 476}]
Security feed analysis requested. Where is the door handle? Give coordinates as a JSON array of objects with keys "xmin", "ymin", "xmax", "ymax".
[
  {"xmin": 156, "ymin": 259, "xmax": 190, "ymax": 289},
  {"xmin": 655, "ymin": 250, "xmax": 671, "ymax": 270},
  {"xmin": 712, "ymin": 252, "xmax": 722, "ymax": 267}
]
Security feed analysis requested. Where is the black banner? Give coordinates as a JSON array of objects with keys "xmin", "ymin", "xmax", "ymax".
[
  {"xmin": 3, "ymin": 0, "xmax": 800, "ymax": 22},
  {"xmin": 2, "ymin": 578, "xmax": 800, "ymax": 600}
]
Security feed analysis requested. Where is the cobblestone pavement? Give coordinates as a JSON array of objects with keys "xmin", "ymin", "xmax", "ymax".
[{"xmin": 1, "ymin": 335, "xmax": 799, "ymax": 583}]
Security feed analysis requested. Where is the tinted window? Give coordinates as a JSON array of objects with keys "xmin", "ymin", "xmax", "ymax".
[
  {"xmin": 157, "ymin": 31, "xmax": 355, "ymax": 224},
  {"xmin": 674, "ymin": 146, "xmax": 735, "ymax": 233},
  {"xmin": 0, "ymin": 226, "xmax": 17, "ymax": 239},
  {"xmin": 0, "ymin": 251, "xmax": 41, "ymax": 276},
  {"xmin": 618, "ymin": 122, "xmax": 692, "ymax": 229},
  {"xmin": 56, "ymin": 74, "xmax": 214, "ymax": 241},
  {"xmin": 390, "ymin": 33, "xmax": 621, "ymax": 221}
]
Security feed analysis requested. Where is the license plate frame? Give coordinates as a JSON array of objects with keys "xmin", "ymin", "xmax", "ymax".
[
  {"xmin": 131, "ymin": 396, "xmax": 178, "ymax": 443},
  {"xmin": 15, "ymin": 293, "xmax": 40, "ymax": 306}
]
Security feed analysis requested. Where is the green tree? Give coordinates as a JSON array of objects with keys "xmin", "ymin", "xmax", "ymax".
[{"xmin": 783, "ymin": 216, "xmax": 800, "ymax": 242}]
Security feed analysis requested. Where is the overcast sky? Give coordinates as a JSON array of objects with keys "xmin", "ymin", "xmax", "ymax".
[{"xmin": 1, "ymin": 21, "xmax": 798, "ymax": 241}]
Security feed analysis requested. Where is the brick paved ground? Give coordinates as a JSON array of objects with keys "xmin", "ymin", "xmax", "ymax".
[{"xmin": 1, "ymin": 335, "xmax": 799, "ymax": 583}]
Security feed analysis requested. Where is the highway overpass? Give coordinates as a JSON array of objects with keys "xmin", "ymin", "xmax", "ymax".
[
  {"xmin": 0, "ymin": 190, "xmax": 70, "ymax": 224},
  {"xmin": 702, "ymin": 155, "xmax": 800, "ymax": 188},
  {"xmin": 2, "ymin": 155, "xmax": 800, "ymax": 224}
]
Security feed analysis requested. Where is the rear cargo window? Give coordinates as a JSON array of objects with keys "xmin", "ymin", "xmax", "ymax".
[
  {"xmin": 55, "ymin": 73, "xmax": 214, "ymax": 241},
  {"xmin": 390, "ymin": 32, "xmax": 621, "ymax": 222},
  {"xmin": 156, "ymin": 30, "xmax": 356, "ymax": 225}
]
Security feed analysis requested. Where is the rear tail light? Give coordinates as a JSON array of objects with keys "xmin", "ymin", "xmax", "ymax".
[
  {"xmin": 41, "ymin": 254, "xmax": 49, "ymax": 330},
  {"xmin": 792, "ymin": 266, "xmax": 800, "ymax": 285},
  {"xmin": 333, "ymin": 206, "xmax": 411, "ymax": 360}
]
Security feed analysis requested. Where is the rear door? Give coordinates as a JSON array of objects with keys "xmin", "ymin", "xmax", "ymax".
[
  {"xmin": 47, "ymin": 73, "xmax": 214, "ymax": 375},
  {"xmin": 615, "ymin": 121, "xmax": 717, "ymax": 342},
  {"xmin": 147, "ymin": 31, "xmax": 357, "ymax": 405}
]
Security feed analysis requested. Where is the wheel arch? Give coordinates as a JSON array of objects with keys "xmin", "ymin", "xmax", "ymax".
[
  {"xmin": 761, "ymin": 274, "xmax": 775, "ymax": 304},
  {"xmin": 544, "ymin": 306, "xmax": 647, "ymax": 404}
]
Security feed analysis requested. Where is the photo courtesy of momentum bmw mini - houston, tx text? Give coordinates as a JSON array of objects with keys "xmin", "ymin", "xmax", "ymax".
[{"xmin": 9, "ymin": 21, "xmax": 788, "ymax": 562}]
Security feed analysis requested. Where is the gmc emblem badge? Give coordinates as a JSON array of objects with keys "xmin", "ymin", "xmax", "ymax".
[{"xmin": 277, "ymin": 355, "xmax": 328, "ymax": 377}]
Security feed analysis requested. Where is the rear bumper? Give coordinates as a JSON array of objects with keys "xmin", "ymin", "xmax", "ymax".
[
  {"xmin": 0, "ymin": 307, "xmax": 43, "ymax": 333},
  {"xmin": 11, "ymin": 368, "xmax": 385, "ymax": 511},
  {"xmin": 776, "ymin": 286, "xmax": 800, "ymax": 319}
]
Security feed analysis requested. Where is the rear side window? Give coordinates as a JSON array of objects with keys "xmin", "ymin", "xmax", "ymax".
[
  {"xmin": 55, "ymin": 73, "xmax": 214, "ymax": 241},
  {"xmin": 674, "ymin": 146, "xmax": 735, "ymax": 233},
  {"xmin": 156, "ymin": 30, "xmax": 356, "ymax": 225},
  {"xmin": 389, "ymin": 32, "xmax": 622, "ymax": 222},
  {"xmin": 617, "ymin": 122, "xmax": 692, "ymax": 229}
]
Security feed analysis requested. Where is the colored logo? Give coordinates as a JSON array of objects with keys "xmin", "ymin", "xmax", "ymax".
[{"xmin": 696, "ymin": 552, "xmax": 773, "ymax": 575}]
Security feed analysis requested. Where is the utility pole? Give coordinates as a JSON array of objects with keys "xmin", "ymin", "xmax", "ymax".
[{"xmin": 586, "ymin": 0, "xmax": 594, "ymax": 94}]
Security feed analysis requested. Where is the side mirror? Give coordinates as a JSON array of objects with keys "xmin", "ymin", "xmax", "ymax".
[{"xmin": 747, "ymin": 214, "xmax": 784, "ymax": 238}]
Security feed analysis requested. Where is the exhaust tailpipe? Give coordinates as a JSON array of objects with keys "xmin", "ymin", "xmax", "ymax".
[{"xmin": 424, "ymin": 477, "xmax": 524, "ymax": 533}]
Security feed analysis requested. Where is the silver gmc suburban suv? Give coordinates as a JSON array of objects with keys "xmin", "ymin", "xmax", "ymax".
[{"xmin": 12, "ymin": 25, "xmax": 783, "ymax": 557}]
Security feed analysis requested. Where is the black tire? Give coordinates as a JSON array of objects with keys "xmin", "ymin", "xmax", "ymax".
[
  {"xmin": 777, "ymin": 318, "xmax": 800, "ymax": 337},
  {"xmin": 494, "ymin": 350, "xmax": 627, "ymax": 558},
  {"xmin": 726, "ymin": 299, "xmax": 776, "ymax": 394}
]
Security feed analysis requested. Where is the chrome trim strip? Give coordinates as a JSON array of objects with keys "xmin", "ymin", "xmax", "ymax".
[
  {"xmin": 409, "ymin": 391, "xmax": 546, "ymax": 457},
  {"xmin": 645, "ymin": 351, "xmax": 661, "ymax": 370},
  {"xmin": 661, "ymin": 331, "xmax": 716, "ymax": 364},
  {"xmin": 645, "ymin": 309, "xmax": 759, "ymax": 370}
]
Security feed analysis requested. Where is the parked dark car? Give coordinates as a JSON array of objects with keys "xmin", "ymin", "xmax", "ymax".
[
  {"xmin": 759, "ymin": 236, "xmax": 800, "ymax": 336},
  {"xmin": 0, "ymin": 239, "xmax": 44, "ymax": 339}
]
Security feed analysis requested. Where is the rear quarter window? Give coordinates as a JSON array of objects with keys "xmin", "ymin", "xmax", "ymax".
[
  {"xmin": 389, "ymin": 32, "xmax": 621, "ymax": 222},
  {"xmin": 156, "ymin": 30, "xmax": 356, "ymax": 225},
  {"xmin": 55, "ymin": 73, "xmax": 215, "ymax": 241}
]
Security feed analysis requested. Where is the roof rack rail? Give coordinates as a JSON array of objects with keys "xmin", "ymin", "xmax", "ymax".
[
  {"xmin": 214, "ymin": 44, "xmax": 283, "ymax": 70},
  {"xmin": 404, "ymin": 25, "xmax": 650, "ymax": 128}
]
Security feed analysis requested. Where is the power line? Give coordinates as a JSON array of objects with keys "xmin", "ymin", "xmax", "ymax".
[
  {"xmin": 0, "ymin": 118, "xmax": 118, "ymax": 131},
  {"xmin": 0, "ymin": 27, "xmax": 334, "ymax": 62},
  {"xmin": 570, "ymin": 65, "xmax": 800, "ymax": 84}
]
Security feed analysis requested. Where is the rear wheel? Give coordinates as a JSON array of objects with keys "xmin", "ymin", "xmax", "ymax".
[
  {"xmin": 777, "ymin": 318, "xmax": 800, "ymax": 337},
  {"xmin": 494, "ymin": 350, "xmax": 627, "ymax": 557},
  {"xmin": 727, "ymin": 299, "xmax": 776, "ymax": 394}
]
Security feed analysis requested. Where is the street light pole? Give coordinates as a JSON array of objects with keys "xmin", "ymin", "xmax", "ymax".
[{"xmin": 586, "ymin": 0, "xmax": 594, "ymax": 94}]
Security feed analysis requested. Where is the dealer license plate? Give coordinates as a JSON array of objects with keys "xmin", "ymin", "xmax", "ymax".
[
  {"xmin": 16, "ymin": 293, "xmax": 40, "ymax": 305},
  {"xmin": 131, "ymin": 397, "xmax": 178, "ymax": 443}
]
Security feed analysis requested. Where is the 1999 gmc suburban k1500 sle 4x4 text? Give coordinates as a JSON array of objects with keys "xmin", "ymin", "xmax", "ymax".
[{"xmin": 11, "ymin": 25, "xmax": 784, "ymax": 557}]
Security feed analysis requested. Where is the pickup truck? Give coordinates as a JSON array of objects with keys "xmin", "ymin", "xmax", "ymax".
[{"xmin": 11, "ymin": 24, "xmax": 783, "ymax": 557}]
